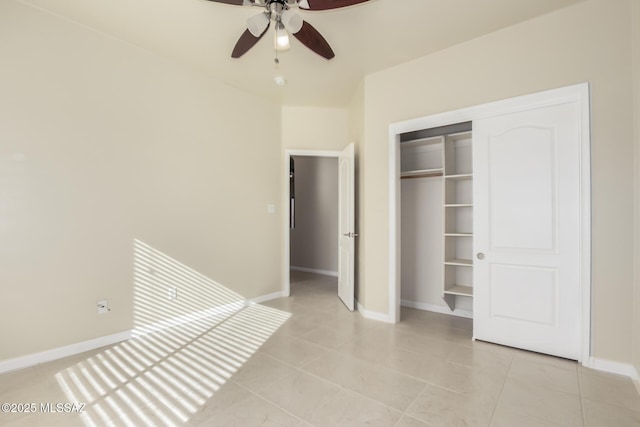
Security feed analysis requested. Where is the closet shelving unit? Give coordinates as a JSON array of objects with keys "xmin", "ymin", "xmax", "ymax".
[
  {"xmin": 399, "ymin": 126, "xmax": 473, "ymax": 314},
  {"xmin": 400, "ymin": 136, "xmax": 444, "ymax": 180},
  {"xmin": 442, "ymin": 131, "xmax": 473, "ymax": 310}
]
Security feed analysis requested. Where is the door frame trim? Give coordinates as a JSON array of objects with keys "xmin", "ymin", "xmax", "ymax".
[
  {"xmin": 388, "ymin": 83, "xmax": 591, "ymax": 363},
  {"xmin": 283, "ymin": 149, "xmax": 341, "ymax": 298}
]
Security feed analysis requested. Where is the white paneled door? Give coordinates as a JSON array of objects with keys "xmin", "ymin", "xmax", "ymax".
[
  {"xmin": 473, "ymin": 101, "xmax": 583, "ymax": 360},
  {"xmin": 338, "ymin": 143, "xmax": 355, "ymax": 311}
]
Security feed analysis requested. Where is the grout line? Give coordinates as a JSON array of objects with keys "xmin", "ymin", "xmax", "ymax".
[
  {"xmin": 577, "ymin": 364, "xmax": 587, "ymax": 427},
  {"xmin": 486, "ymin": 350, "xmax": 514, "ymax": 426}
]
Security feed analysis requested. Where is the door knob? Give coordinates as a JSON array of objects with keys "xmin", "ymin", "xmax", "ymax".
[{"xmin": 477, "ymin": 252, "xmax": 485, "ymax": 260}]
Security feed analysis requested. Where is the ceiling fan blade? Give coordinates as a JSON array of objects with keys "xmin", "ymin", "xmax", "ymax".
[
  {"xmin": 204, "ymin": 0, "xmax": 254, "ymax": 5},
  {"xmin": 300, "ymin": 0, "xmax": 369, "ymax": 11},
  {"xmin": 292, "ymin": 21, "xmax": 335, "ymax": 59},
  {"xmin": 231, "ymin": 23, "xmax": 269, "ymax": 58}
]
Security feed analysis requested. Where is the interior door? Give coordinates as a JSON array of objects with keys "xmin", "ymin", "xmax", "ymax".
[
  {"xmin": 473, "ymin": 101, "xmax": 583, "ymax": 360},
  {"xmin": 338, "ymin": 143, "xmax": 355, "ymax": 311}
]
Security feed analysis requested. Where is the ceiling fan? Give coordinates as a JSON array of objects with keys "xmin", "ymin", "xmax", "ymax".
[{"xmin": 205, "ymin": 0, "xmax": 370, "ymax": 60}]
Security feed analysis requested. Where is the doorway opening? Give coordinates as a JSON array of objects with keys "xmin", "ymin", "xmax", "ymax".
[
  {"xmin": 289, "ymin": 155, "xmax": 339, "ymax": 296},
  {"xmin": 283, "ymin": 149, "xmax": 341, "ymax": 299}
]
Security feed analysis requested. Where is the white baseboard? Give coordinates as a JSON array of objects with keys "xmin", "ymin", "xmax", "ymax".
[
  {"xmin": 587, "ymin": 357, "xmax": 640, "ymax": 380},
  {"xmin": 356, "ymin": 300, "xmax": 393, "ymax": 323},
  {"xmin": 250, "ymin": 291, "xmax": 284, "ymax": 305},
  {"xmin": 290, "ymin": 266, "xmax": 338, "ymax": 278},
  {"xmin": 0, "ymin": 330, "xmax": 131, "ymax": 375},
  {"xmin": 0, "ymin": 290, "xmax": 285, "ymax": 375},
  {"xmin": 401, "ymin": 299, "xmax": 473, "ymax": 319}
]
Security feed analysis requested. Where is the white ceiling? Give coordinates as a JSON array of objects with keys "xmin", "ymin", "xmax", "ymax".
[{"xmin": 22, "ymin": 0, "xmax": 583, "ymax": 106}]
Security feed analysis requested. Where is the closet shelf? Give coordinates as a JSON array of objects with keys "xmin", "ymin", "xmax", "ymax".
[
  {"xmin": 444, "ymin": 173, "xmax": 473, "ymax": 181},
  {"xmin": 445, "ymin": 258, "xmax": 473, "ymax": 266},
  {"xmin": 444, "ymin": 204, "xmax": 473, "ymax": 208},
  {"xmin": 444, "ymin": 285, "xmax": 473, "ymax": 297},
  {"xmin": 444, "ymin": 232, "xmax": 473, "ymax": 237},
  {"xmin": 401, "ymin": 168, "xmax": 443, "ymax": 179}
]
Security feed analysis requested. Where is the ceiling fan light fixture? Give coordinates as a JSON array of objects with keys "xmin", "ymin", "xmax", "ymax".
[
  {"xmin": 247, "ymin": 12, "xmax": 270, "ymax": 37},
  {"xmin": 281, "ymin": 9, "xmax": 303, "ymax": 33},
  {"xmin": 274, "ymin": 22, "xmax": 290, "ymax": 50}
]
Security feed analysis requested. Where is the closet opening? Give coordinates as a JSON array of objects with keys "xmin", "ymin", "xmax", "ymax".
[
  {"xmin": 398, "ymin": 121, "xmax": 474, "ymax": 321},
  {"xmin": 389, "ymin": 84, "xmax": 591, "ymax": 361}
]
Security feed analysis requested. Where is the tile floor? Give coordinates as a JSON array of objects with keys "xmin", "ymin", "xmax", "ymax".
[{"xmin": 1, "ymin": 271, "xmax": 640, "ymax": 426}]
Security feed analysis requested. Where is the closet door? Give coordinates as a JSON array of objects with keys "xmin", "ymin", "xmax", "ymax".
[{"xmin": 473, "ymin": 101, "xmax": 583, "ymax": 360}]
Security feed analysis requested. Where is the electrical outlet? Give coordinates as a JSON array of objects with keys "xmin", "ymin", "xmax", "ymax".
[
  {"xmin": 97, "ymin": 299, "xmax": 110, "ymax": 314},
  {"xmin": 167, "ymin": 287, "xmax": 177, "ymax": 301}
]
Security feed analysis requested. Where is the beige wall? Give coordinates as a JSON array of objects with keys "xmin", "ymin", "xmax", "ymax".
[
  {"xmin": 281, "ymin": 106, "xmax": 349, "ymax": 152},
  {"xmin": 0, "ymin": 1, "xmax": 281, "ymax": 361},
  {"xmin": 633, "ymin": 0, "xmax": 640, "ymax": 375},
  {"xmin": 360, "ymin": 0, "xmax": 636, "ymax": 363}
]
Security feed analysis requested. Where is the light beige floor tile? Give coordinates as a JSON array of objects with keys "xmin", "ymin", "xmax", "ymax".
[
  {"xmin": 406, "ymin": 383, "xmax": 497, "ymax": 427},
  {"xmin": 490, "ymin": 406, "xmax": 565, "ymax": 427},
  {"xmin": 0, "ymin": 412, "xmax": 87, "ymax": 427},
  {"xmin": 512, "ymin": 350, "xmax": 579, "ymax": 371},
  {"xmin": 384, "ymin": 347, "xmax": 505, "ymax": 401},
  {"xmin": 195, "ymin": 393, "xmax": 308, "ymax": 427},
  {"xmin": 400, "ymin": 308, "xmax": 472, "ymax": 331},
  {"xmin": 301, "ymin": 351, "xmax": 426, "ymax": 411},
  {"xmin": 256, "ymin": 371, "xmax": 341, "ymax": 422},
  {"xmin": 260, "ymin": 297, "xmax": 302, "ymax": 315},
  {"xmin": 393, "ymin": 415, "xmax": 433, "ymax": 427},
  {"xmin": 230, "ymin": 353, "xmax": 298, "ymax": 395},
  {"xmin": 394, "ymin": 314, "xmax": 473, "ymax": 347},
  {"xmin": 75, "ymin": 376, "xmax": 203, "ymax": 427},
  {"xmin": 0, "ymin": 366, "xmax": 44, "ymax": 396},
  {"xmin": 0, "ymin": 376, "xmax": 69, "ymax": 426},
  {"xmin": 304, "ymin": 388, "xmax": 402, "ymax": 427},
  {"xmin": 271, "ymin": 313, "xmax": 326, "ymax": 338},
  {"xmin": 189, "ymin": 381, "xmax": 254, "ymax": 425},
  {"xmin": 507, "ymin": 356, "xmax": 579, "ymax": 395},
  {"xmin": 447, "ymin": 345, "xmax": 513, "ymax": 377},
  {"xmin": 383, "ymin": 347, "xmax": 446, "ymax": 379},
  {"xmin": 579, "ymin": 367, "xmax": 640, "ymax": 413},
  {"xmin": 335, "ymin": 336, "xmax": 397, "ymax": 366},
  {"xmin": 393, "ymin": 332, "xmax": 458, "ymax": 359},
  {"xmin": 298, "ymin": 325, "xmax": 354, "ymax": 350},
  {"xmin": 461, "ymin": 340, "xmax": 523, "ymax": 357},
  {"xmin": 496, "ymin": 377, "xmax": 583, "ymax": 427},
  {"xmin": 490, "ymin": 404, "xmax": 567, "ymax": 427},
  {"xmin": 258, "ymin": 335, "xmax": 327, "ymax": 367},
  {"xmin": 582, "ymin": 398, "xmax": 640, "ymax": 427},
  {"xmin": 421, "ymin": 326, "xmax": 473, "ymax": 345}
]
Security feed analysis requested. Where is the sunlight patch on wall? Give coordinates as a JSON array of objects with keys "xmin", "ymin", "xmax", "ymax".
[{"xmin": 54, "ymin": 240, "xmax": 290, "ymax": 426}]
